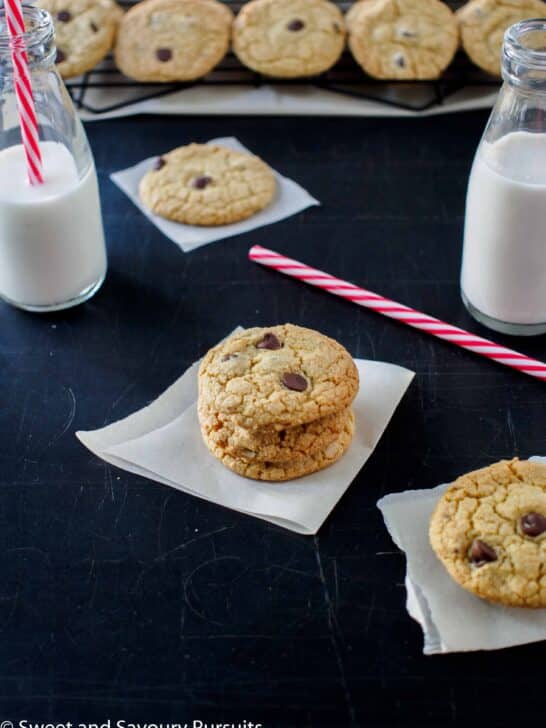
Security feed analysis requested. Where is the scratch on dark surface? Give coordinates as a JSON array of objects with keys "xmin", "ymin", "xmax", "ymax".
[
  {"xmin": 156, "ymin": 492, "xmax": 174, "ymax": 556},
  {"xmin": 133, "ymin": 526, "xmax": 232, "ymax": 594},
  {"xmin": 506, "ymin": 408, "xmax": 517, "ymax": 453},
  {"xmin": 46, "ymin": 387, "xmax": 76, "ymax": 449},
  {"xmin": 314, "ymin": 536, "xmax": 357, "ymax": 727},
  {"xmin": 183, "ymin": 556, "xmax": 240, "ymax": 626}
]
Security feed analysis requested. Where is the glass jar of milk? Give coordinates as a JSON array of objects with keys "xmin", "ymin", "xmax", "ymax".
[
  {"xmin": 461, "ymin": 19, "xmax": 546, "ymax": 336},
  {"xmin": 0, "ymin": 7, "xmax": 106, "ymax": 312}
]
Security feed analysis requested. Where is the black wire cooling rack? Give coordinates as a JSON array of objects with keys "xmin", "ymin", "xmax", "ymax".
[{"xmin": 65, "ymin": 0, "xmax": 500, "ymax": 115}]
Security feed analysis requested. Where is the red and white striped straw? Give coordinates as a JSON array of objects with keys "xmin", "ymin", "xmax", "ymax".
[
  {"xmin": 249, "ymin": 245, "xmax": 546, "ymax": 382},
  {"xmin": 4, "ymin": 0, "xmax": 43, "ymax": 185}
]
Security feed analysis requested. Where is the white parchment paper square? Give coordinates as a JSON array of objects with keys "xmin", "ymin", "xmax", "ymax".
[
  {"xmin": 377, "ymin": 456, "xmax": 546, "ymax": 655},
  {"xmin": 77, "ymin": 330, "xmax": 414, "ymax": 535},
  {"xmin": 110, "ymin": 136, "xmax": 319, "ymax": 253}
]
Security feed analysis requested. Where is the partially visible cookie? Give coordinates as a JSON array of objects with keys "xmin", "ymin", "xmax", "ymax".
[
  {"xmin": 430, "ymin": 458, "xmax": 546, "ymax": 607},
  {"xmin": 233, "ymin": 0, "xmax": 346, "ymax": 78},
  {"xmin": 347, "ymin": 0, "xmax": 459, "ymax": 80},
  {"xmin": 203, "ymin": 410, "xmax": 355, "ymax": 481},
  {"xmin": 200, "ymin": 404, "xmax": 354, "ymax": 463},
  {"xmin": 457, "ymin": 0, "xmax": 546, "ymax": 77},
  {"xmin": 139, "ymin": 143, "xmax": 276, "ymax": 226},
  {"xmin": 114, "ymin": 0, "xmax": 233, "ymax": 82},
  {"xmin": 37, "ymin": 0, "xmax": 123, "ymax": 79},
  {"xmin": 198, "ymin": 325, "xmax": 360, "ymax": 430}
]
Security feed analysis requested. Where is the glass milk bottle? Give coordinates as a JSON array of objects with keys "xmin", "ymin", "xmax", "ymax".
[
  {"xmin": 0, "ymin": 7, "xmax": 106, "ymax": 312},
  {"xmin": 461, "ymin": 19, "xmax": 546, "ymax": 336}
]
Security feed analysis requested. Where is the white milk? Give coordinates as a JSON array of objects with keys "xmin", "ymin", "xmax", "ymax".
[
  {"xmin": 461, "ymin": 131, "xmax": 546, "ymax": 325},
  {"xmin": 0, "ymin": 141, "xmax": 106, "ymax": 310}
]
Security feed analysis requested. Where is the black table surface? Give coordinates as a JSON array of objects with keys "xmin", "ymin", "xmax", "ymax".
[{"xmin": 2, "ymin": 111, "xmax": 546, "ymax": 727}]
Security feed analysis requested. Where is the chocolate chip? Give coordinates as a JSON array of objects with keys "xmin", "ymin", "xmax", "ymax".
[
  {"xmin": 469, "ymin": 539, "xmax": 497, "ymax": 565},
  {"xmin": 221, "ymin": 353, "xmax": 237, "ymax": 362},
  {"xmin": 394, "ymin": 53, "xmax": 406, "ymax": 68},
  {"xmin": 400, "ymin": 29, "xmax": 416, "ymax": 38},
  {"xmin": 154, "ymin": 156, "xmax": 166, "ymax": 171},
  {"xmin": 521, "ymin": 512, "xmax": 546, "ymax": 537},
  {"xmin": 57, "ymin": 10, "xmax": 71, "ymax": 21},
  {"xmin": 287, "ymin": 18, "xmax": 305, "ymax": 31},
  {"xmin": 155, "ymin": 48, "xmax": 172, "ymax": 62},
  {"xmin": 256, "ymin": 333, "xmax": 281, "ymax": 350},
  {"xmin": 281, "ymin": 373, "xmax": 307, "ymax": 392},
  {"xmin": 192, "ymin": 175, "xmax": 213, "ymax": 190},
  {"xmin": 90, "ymin": 21, "xmax": 98, "ymax": 32},
  {"xmin": 56, "ymin": 49, "xmax": 66, "ymax": 63}
]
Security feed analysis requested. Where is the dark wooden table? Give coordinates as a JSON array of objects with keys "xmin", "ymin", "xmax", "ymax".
[{"xmin": 2, "ymin": 111, "xmax": 546, "ymax": 726}]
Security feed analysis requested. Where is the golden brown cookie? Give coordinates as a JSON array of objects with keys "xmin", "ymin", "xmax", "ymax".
[
  {"xmin": 233, "ymin": 0, "xmax": 346, "ymax": 78},
  {"xmin": 203, "ymin": 410, "xmax": 355, "ymax": 481},
  {"xmin": 457, "ymin": 0, "xmax": 546, "ymax": 77},
  {"xmin": 37, "ymin": 0, "xmax": 123, "ymax": 79},
  {"xmin": 199, "ymin": 404, "xmax": 353, "ymax": 463},
  {"xmin": 430, "ymin": 458, "xmax": 546, "ymax": 607},
  {"xmin": 114, "ymin": 0, "xmax": 233, "ymax": 82},
  {"xmin": 347, "ymin": 0, "xmax": 459, "ymax": 80},
  {"xmin": 139, "ymin": 143, "xmax": 277, "ymax": 226},
  {"xmin": 198, "ymin": 325, "xmax": 360, "ymax": 431}
]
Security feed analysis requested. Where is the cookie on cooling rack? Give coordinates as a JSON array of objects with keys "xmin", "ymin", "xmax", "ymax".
[
  {"xmin": 457, "ymin": 0, "xmax": 546, "ymax": 77},
  {"xmin": 37, "ymin": 0, "xmax": 123, "ymax": 79},
  {"xmin": 346, "ymin": 0, "xmax": 459, "ymax": 80},
  {"xmin": 114, "ymin": 0, "xmax": 233, "ymax": 82},
  {"xmin": 233, "ymin": 0, "xmax": 346, "ymax": 78}
]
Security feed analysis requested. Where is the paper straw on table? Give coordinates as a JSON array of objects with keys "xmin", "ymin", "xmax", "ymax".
[
  {"xmin": 4, "ymin": 0, "xmax": 43, "ymax": 184},
  {"xmin": 248, "ymin": 245, "xmax": 546, "ymax": 382}
]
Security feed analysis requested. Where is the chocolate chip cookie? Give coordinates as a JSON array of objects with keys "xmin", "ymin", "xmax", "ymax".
[
  {"xmin": 139, "ymin": 143, "xmax": 276, "ymax": 226},
  {"xmin": 200, "ymin": 404, "xmax": 354, "ymax": 463},
  {"xmin": 37, "ymin": 0, "xmax": 123, "ymax": 79},
  {"xmin": 347, "ymin": 0, "xmax": 459, "ymax": 80},
  {"xmin": 198, "ymin": 325, "xmax": 360, "ymax": 431},
  {"xmin": 233, "ymin": 0, "xmax": 346, "ymax": 78},
  {"xmin": 202, "ymin": 409, "xmax": 355, "ymax": 481},
  {"xmin": 457, "ymin": 0, "xmax": 546, "ymax": 77},
  {"xmin": 114, "ymin": 0, "xmax": 233, "ymax": 82},
  {"xmin": 430, "ymin": 458, "xmax": 546, "ymax": 607}
]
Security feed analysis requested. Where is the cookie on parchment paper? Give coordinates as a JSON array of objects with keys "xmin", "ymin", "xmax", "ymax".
[
  {"xmin": 199, "ymin": 404, "xmax": 354, "ymax": 464},
  {"xmin": 139, "ymin": 143, "xmax": 276, "ymax": 226},
  {"xmin": 202, "ymin": 409, "xmax": 356, "ymax": 481},
  {"xmin": 430, "ymin": 458, "xmax": 546, "ymax": 607},
  {"xmin": 198, "ymin": 324, "xmax": 360, "ymax": 431}
]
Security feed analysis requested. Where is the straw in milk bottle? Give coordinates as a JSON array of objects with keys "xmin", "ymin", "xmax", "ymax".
[
  {"xmin": 0, "ymin": 3, "xmax": 106, "ymax": 312},
  {"xmin": 461, "ymin": 20, "xmax": 546, "ymax": 336}
]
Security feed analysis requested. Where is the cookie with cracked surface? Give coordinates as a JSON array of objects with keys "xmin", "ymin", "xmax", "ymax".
[
  {"xmin": 199, "ymin": 404, "xmax": 354, "ymax": 463},
  {"xmin": 457, "ymin": 0, "xmax": 546, "ymax": 77},
  {"xmin": 139, "ymin": 143, "xmax": 276, "ymax": 226},
  {"xmin": 36, "ymin": 0, "xmax": 123, "ymax": 79},
  {"xmin": 233, "ymin": 0, "xmax": 346, "ymax": 78},
  {"xmin": 347, "ymin": 0, "xmax": 458, "ymax": 80},
  {"xmin": 114, "ymin": 0, "xmax": 233, "ymax": 82},
  {"xmin": 203, "ymin": 410, "xmax": 355, "ymax": 481},
  {"xmin": 430, "ymin": 458, "xmax": 546, "ymax": 607},
  {"xmin": 198, "ymin": 325, "xmax": 360, "ymax": 430}
]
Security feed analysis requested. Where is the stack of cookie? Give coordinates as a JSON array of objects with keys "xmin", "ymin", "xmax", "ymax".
[{"xmin": 198, "ymin": 324, "xmax": 359, "ymax": 481}]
